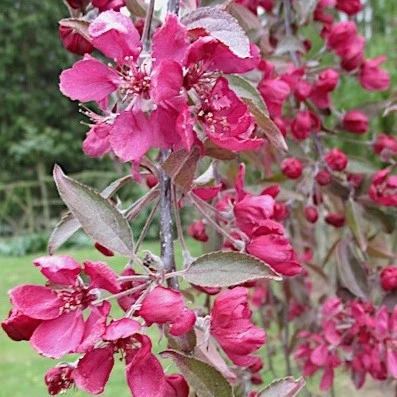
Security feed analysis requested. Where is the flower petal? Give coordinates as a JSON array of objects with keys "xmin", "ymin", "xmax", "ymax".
[
  {"xmin": 84, "ymin": 260, "xmax": 121, "ymax": 293},
  {"xmin": 30, "ymin": 311, "xmax": 84, "ymax": 358}
]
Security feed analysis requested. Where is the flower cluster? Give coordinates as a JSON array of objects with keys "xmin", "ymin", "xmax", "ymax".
[{"xmin": 295, "ymin": 298, "xmax": 397, "ymax": 391}]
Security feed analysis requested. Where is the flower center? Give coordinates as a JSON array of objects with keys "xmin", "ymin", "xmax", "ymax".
[{"xmin": 58, "ymin": 286, "xmax": 95, "ymax": 313}]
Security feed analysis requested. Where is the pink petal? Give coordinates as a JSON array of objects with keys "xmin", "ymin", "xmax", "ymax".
[
  {"xmin": 192, "ymin": 184, "xmax": 222, "ymax": 201},
  {"xmin": 83, "ymin": 124, "xmax": 112, "ymax": 158},
  {"xmin": 387, "ymin": 346, "xmax": 397, "ymax": 378},
  {"xmin": 152, "ymin": 14, "xmax": 189, "ymax": 66},
  {"xmin": 110, "ymin": 109, "xmax": 156, "ymax": 162},
  {"xmin": 164, "ymin": 374, "xmax": 189, "ymax": 397},
  {"xmin": 9, "ymin": 285, "xmax": 62, "ymax": 320},
  {"xmin": 375, "ymin": 306, "xmax": 389, "ymax": 341},
  {"xmin": 30, "ymin": 311, "xmax": 84, "ymax": 358},
  {"xmin": 320, "ymin": 367, "xmax": 334, "ymax": 391},
  {"xmin": 169, "ymin": 308, "xmax": 196, "ymax": 336},
  {"xmin": 1, "ymin": 309, "xmax": 42, "ymax": 341},
  {"xmin": 104, "ymin": 318, "xmax": 141, "ymax": 341},
  {"xmin": 78, "ymin": 302, "xmax": 110, "ymax": 353},
  {"xmin": 126, "ymin": 335, "xmax": 167, "ymax": 397},
  {"xmin": 151, "ymin": 60, "xmax": 183, "ymax": 104},
  {"xmin": 84, "ymin": 260, "xmax": 121, "ymax": 293},
  {"xmin": 33, "ymin": 255, "xmax": 81, "ymax": 286},
  {"xmin": 73, "ymin": 347, "xmax": 114, "ymax": 394},
  {"xmin": 310, "ymin": 344, "xmax": 329, "ymax": 366},
  {"xmin": 140, "ymin": 287, "xmax": 184, "ymax": 325},
  {"xmin": 59, "ymin": 56, "xmax": 121, "ymax": 102},
  {"xmin": 89, "ymin": 10, "xmax": 141, "ymax": 61}
]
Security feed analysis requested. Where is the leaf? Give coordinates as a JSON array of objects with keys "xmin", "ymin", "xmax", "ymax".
[
  {"xmin": 204, "ymin": 140, "xmax": 237, "ymax": 160},
  {"xmin": 160, "ymin": 350, "xmax": 234, "ymax": 397},
  {"xmin": 59, "ymin": 18, "xmax": 91, "ymax": 41},
  {"xmin": 183, "ymin": 251, "xmax": 282, "ymax": 288},
  {"xmin": 274, "ymin": 36, "xmax": 305, "ymax": 56},
  {"xmin": 226, "ymin": 2, "xmax": 261, "ymax": 34},
  {"xmin": 182, "ymin": 7, "xmax": 250, "ymax": 58},
  {"xmin": 345, "ymin": 199, "xmax": 367, "ymax": 251},
  {"xmin": 367, "ymin": 235, "xmax": 396, "ymax": 259},
  {"xmin": 226, "ymin": 74, "xmax": 268, "ymax": 116},
  {"xmin": 258, "ymin": 377, "xmax": 306, "ymax": 397},
  {"xmin": 194, "ymin": 329, "xmax": 237, "ymax": 382},
  {"xmin": 162, "ymin": 147, "xmax": 201, "ymax": 192},
  {"xmin": 247, "ymin": 100, "xmax": 288, "ymax": 151},
  {"xmin": 335, "ymin": 238, "xmax": 369, "ymax": 299},
  {"xmin": 48, "ymin": 175, "xmax": 132, "ymax": 254},
  {"xmin": 53, "ymin": 165, "xmax": 134, "ymax": 257},
  {"xmin": 124, "ymin": 0, "xmax": 147, "ymax": 17}
]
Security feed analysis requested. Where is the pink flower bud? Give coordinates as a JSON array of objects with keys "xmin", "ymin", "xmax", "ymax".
[
  {"xmin": 294, "ymin": 80, "xmax": 313, "ymax": 102},
  {"xmin": 339, "ymin": 36, "xmax": 365, "ymax": 71},
  {"xmin": 304, "ymin": 206, "xmax": 319, "ymax": 223},
  {"xmin": 342, "ymin": 110, "xmax": 368, "ymax": 134},
  {"xmin": 373, "ymin": 134, "xmax": 397, "ymax": 161},
  {"xmin": 59, "ymin": 26, "xmax": 94, "ymax": 56},
  {"xmin": 273, "ymin": 203, "xmax": 289, "ymax": 221},
  {"xmin": 281, "ymin": 158, "xmax": 303, "ymax": 179},
  {"xmin": 140, "ymin": 287, "xmax": 195, "ymax": 336},
  {"xmin": 187, "ymin": 220, "xmax": 208, "ymax": 242},
  {"xmin": 234, "ymin": 195, "xmax": 275, "ymax": 235},
  {"xmin": 327, "ymin": 22, "xmax": 357, "ymax": 53},
  {"xmin": 316, "ymin": 169, "xmax": 332, "ymax": 186},
  {"xmin": 335, "ymin": 0, "xmax": 363, "ymax": 15},
  {"xmin": 291, "ymin": 111, "xmax": 321, "ymax": 140},
  {"xmin": 369, "ymin": 168, "xmax": 397, "ymax": 207},
  {"xmin": 325, "ymin": 213, "xmax": 345, "ymax": 228},
  {"xmin": 259, "ymin": 79, "xmax": 291, "ymax": 118},
  {"xmin": 359, "ymin": 57, "xmax": 390, "ymax": 92},
  {"xmin": 45, "ymin": 365, "xmax": 75, "ymax": 395},
  {"xmin": 324, "ymin": 148, "xmax": 348, "ymax": 171},
  {"xmin": 94, "ymin": 242, "xmax": 114, "ymax": 257},
  {"xmin": 380, "ymin": 266, "xmax": 397, "ymax": 291},
  {"xmin": 146, "ymin": 174, "xmax": 158, "ymax": 189},
  {"xmin": 311, "ymin": 69, "xmax": 339, "ymax": 109}
]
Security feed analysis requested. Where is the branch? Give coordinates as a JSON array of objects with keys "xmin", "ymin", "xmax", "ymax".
[{"xmin": 159, "ymin": 149, "xmax": 178, "ymax": 289}]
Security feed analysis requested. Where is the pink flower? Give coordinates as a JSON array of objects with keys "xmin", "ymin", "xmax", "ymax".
[
  {"xmin": 139, "ymin": 287, "xmax": 196, "ymax": 336},
  {"xmin": 83, "ymin": 123, "xmax": 112, "ymax": 158},
  {"xmin": 342, "ymin": 110, "xmax": 368, "ymax": 134},
  {"xmin": 6, "ymin": 256, "xmax": 119, "ymax": 358},
  {"xmin": 246, "ymin": 223, "xmax": 302, "ymax": 276},
  {"xmin": 59, "ymin": 26, "xmax": 94, "ymax": 56},
  {"xmin": 339, "ymin": 35, "xmax": 365, "ymax": 71},
  {"xmin": 310, "ymin": 68, "xmax": 339, "ymax": 109},
  {"xmin": 259, "ymin": 78, "xmax": 291, "ymax": 118},
  {"xmin": 324, "ymin": 148, "xmax": 348, "ymax": 171},
  {"xmin": 325, "ymin": 213, "xmax": 345, "ymax": 228},
  {"xmin": 336, "ymin": 0, "xmax": 363, "ymax": 15},
  {"xmin": 187, "ymin": 220, "xmax": 209, "ymax": 242},
  {"xmin": 45, "ymin": 365, "xmax": 75, "ymax": 395},
  {"xmin": 373, "ymin": 134, "xmax": 397, "ymax": 161},
  {"xmin": 316, "ymin": 169, "xmax": 332, "ymax": 186},
  {"xmin": 359, "ymin": 56, "xmax": 390, "ymax": 91},
  {"xmin": 369, "ymin": 168, "xmax": 397, "ymax": 207},
  {"xmin": 380, "ymin": 266, "xmax": 397, "ymax": 291},
  {"xmin": 294, "ymin": 80, "xmax": 313, "ymax": 102},
  {"xmin": 281, "ymin": 157, "xmax": 303, "ymax": 179},
  {"xmin": 164, "ymin": 374, "xmax": 190, "ymax": 397},
  {"xmin": 198, "ymin": 77, "xmax": 263, "ymax": 152},
  {"xmin": 234, "ymin": 194, "xmax": 275, "ymax": 236},
  {"xmin": 290, "ymin": 111, "xmax": 321, "ymax": 141},
  {"xmin": 304, "ymin": 206, "xmax": 319, "ymax": 223},
  {"xmin": 327, "ymin": 21, "xmax": 357, "ymax": 54},
  {"xmin": 210, "ymin": 287, "xmax": 266, "ymax": 367}
]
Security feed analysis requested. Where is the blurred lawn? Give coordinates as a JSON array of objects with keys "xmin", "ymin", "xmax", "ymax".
[{"xmin": 0, "ymin": 239, "xmax": 204, "ymax": 397}]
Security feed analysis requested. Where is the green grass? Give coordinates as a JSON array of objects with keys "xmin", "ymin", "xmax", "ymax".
[{"xmin": 0, "ymin": 240, "xmax": 204, "ymax": 397}]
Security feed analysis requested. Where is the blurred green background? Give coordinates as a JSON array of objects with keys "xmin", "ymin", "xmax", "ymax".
[{"xmin": 1, "ymin": 0, "xmax": 397, "ymax": 396}]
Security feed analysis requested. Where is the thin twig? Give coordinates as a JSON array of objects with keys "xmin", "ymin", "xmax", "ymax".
[
  {"xmin": 134, "ymin": 198, "xmax": 160, "ymax": 254},
  {"xmin": 283, "ymin": 303, "xmax": 292, "ymax": 375},
  {"xmin": 141, "ymin": 0, "xmax": 156, "ymax": 53},
  {"xmin": 124, "ymin": 188, "xmax": 159, "ymax": 220}
]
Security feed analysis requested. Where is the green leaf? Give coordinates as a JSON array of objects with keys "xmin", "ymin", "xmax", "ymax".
[
  {"xmin": 335, "ymin": 237, "xmax": 369, "ymax": 299},
  {"xmin": 53, "ymin": 165, "xmax": 134, "ymax": 257},
  {"xmin": 160, "ymin": 350, "xmax": 234, "ymax": 397},
  {"xmin": 345, "ymin": 198, "xmax": 367, "ymax": 251},
  {"xmin": 226, "ymin": 74, "xmax": 268, "ymax": 116},
  {"xmin": 182, "ymin": 7, "xmax": 250, "ymax": 58},
  {"xmin": 183, "ymin": 251, "xmax": 282, "ymax": 288},
  {"xmin": 258, "ymin": 377, "xmax": 305, "ymax": 397},
  {"xmin": 48, "ymin": 175, "xmax": 132, "ymax": 254}
]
